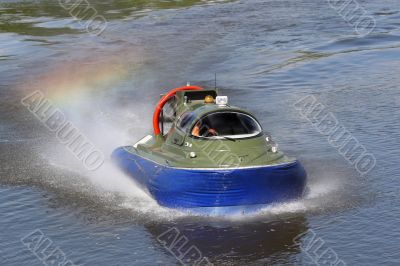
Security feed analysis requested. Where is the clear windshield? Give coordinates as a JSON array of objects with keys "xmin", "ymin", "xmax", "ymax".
[
  {"xmin": 191, "ymin": 112, "xmax": 262, "ymax": 139},
  {"xmin": 177, "ymin": 112, "xmax": 197, "ymax": 132}
]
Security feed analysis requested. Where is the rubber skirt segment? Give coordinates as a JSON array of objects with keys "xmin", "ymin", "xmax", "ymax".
[{"xmin": 112, "ymin": 147, "xmax": 307, "ymax": 209}]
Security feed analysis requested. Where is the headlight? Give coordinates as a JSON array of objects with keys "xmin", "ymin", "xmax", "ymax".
[{"xmin": 271, "ymin": 143, "xmax": 278, "ymax": 153}]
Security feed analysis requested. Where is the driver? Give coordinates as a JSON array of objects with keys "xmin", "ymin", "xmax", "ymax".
[
  {"xmin": 192, "ymin": 121, "xmax": 201, "ymax": 137},
  {"xmin": 192, "ymin": 121, "xmax": 217, "ymax": 137}
]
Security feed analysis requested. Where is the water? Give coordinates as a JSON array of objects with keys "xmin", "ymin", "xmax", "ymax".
[{"xmin": 1, "ymin": 0, "xmax": 400, "ymax": 265}]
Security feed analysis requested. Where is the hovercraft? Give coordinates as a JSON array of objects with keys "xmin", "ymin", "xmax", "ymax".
[{"xmin": 112, "ymin": 85, "xmax": 306, "ymax": 214}]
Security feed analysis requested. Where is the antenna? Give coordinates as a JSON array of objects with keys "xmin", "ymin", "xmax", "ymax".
[{"xmin": 214, "ymin": 73, "xmax": 217, "ymax": 90}]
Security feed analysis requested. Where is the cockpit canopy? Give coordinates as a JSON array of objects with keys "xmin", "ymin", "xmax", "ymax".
[{"xmin": 177, "ymin": 111, "xmax": 262, "ymax": 139}]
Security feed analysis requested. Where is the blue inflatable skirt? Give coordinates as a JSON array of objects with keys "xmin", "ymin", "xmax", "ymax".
[{"xmin": 112, "ymin": 147, "xmax": 307, "ymax": 214}]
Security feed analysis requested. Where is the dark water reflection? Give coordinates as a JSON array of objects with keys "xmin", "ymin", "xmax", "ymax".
[
  {"xmin": 0, "ymin": 0, "xmax": 230, "ymax": 36},
  {"xmin": 146, "ymin": 217, "xmax": 307, "ymax": 265}
]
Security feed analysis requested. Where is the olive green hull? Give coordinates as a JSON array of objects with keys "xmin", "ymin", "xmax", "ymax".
[{"xmin": 131, "ymin": 133, "xmax": 291, "ymax": 169}]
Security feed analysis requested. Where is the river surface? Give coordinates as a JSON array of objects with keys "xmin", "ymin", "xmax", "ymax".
[{"xmin": 1, "ymin": 0, "xmax": 400, "ymax": 265}]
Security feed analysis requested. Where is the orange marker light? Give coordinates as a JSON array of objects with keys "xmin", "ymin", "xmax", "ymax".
[{"xmin": 204, "ymin": 95, "xmax": 214, "ymax": 103}]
